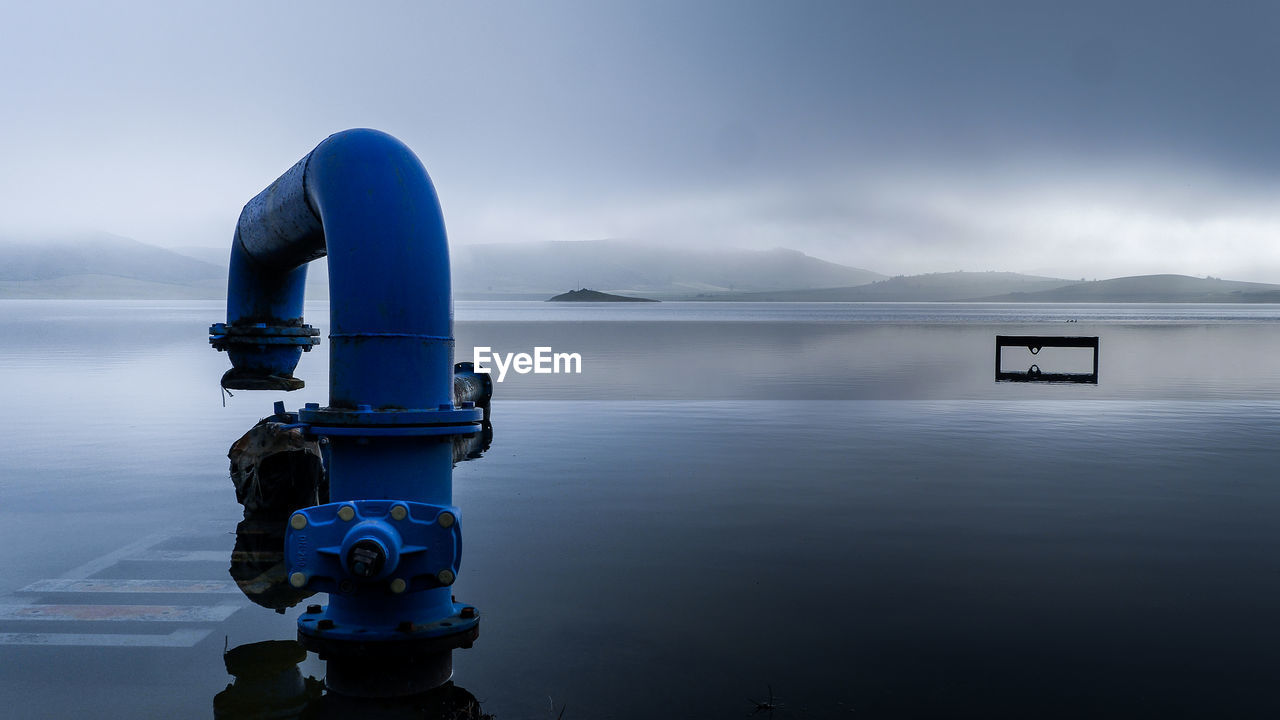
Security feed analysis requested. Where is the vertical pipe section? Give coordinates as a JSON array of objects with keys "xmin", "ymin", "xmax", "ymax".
[{"xmin": 303, "ymin": 130, "xmax": 455, "ymax": 412}]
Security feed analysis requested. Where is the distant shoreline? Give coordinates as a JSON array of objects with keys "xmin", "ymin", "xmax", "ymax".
[{"xmin": 5, "ymin": 294, "xmax": 1280, "ymax": 304}]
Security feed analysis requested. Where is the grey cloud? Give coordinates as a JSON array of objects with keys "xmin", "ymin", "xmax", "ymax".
[{"xmin": 4, "ymin": 1, "xmax": 1280, "ymax": 280}]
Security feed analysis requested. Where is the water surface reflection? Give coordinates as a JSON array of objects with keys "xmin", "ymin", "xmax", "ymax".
[{"xmin": 3, "ymin": 301, "xmax": 1280, "ymax": 717}]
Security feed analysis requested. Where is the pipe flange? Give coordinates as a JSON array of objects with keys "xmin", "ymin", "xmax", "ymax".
[
  {"xmin": 210, "ymin": 322, "xmax": 321, "ymax": 351},
  {"xmin": 303, "ymin": 425, "xmax": 480, "ymax": 438},
  {"xmin": 296, "ymin": 404, "xmax": 483, "ymax": 427},
  {"xmin": 296, "ymin": 405, "xmax": 483, "ymax": 437},
  {"xmin": 298, "ymin": 603, "xmax": 480, "ymax": 660},
  {"xmin": 298, "ymin": 602, "xmax": 480, "ymax": 646}
]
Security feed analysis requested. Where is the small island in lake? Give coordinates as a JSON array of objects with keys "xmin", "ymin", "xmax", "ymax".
[{"xmin": 548, "ymin": 288, "xmax": 659, "ymax": 302}]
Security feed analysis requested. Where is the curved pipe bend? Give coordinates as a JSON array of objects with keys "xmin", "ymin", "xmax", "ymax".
[{"xmin": 218, "ymin": 129, "xmax": 454, "ymax": 410}]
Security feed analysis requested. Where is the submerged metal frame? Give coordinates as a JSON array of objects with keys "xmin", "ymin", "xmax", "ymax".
[{"xmin": 995, "ymin": 335, "xmax": 1099, "ymax": 384}]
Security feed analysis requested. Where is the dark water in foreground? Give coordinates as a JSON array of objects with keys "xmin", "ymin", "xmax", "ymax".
[{"xmin": 2, "ymin": 301, "xmax": 1279, "ymax": 718}]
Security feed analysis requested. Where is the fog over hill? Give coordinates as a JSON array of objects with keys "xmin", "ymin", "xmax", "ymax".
[
  {"xmin": 0, "ymin": 233, "xmax": 224, "ymax": 298},
  {"xmin": 709, "ymin": 272, "xmax": 1280, "ymax": 303},
  {"xmin": 6, "ymin": 234, "xmax": 1280, "ymax": 303},
  {"xmin": 981, "ymin": 274, "xmax": 1280, "ymax": 303},
  {"xmin": 170, "ymin": 239, "xmax": 886, "ymax": 299},
  {"xmin": 1, "ymin": 233, "xmax": 221, "ymax": 283},
  {"xmin": 450, "ymin": 241, "xmax": 885, "ymax": 298},
  {"xmin": 704, "ymin": 272, "xmax": 1074, "ymax": 302}
]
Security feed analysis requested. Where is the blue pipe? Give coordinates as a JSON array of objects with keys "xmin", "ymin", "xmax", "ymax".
[{"xmin": 210, "ymin": 129, "xmax": 482, "ymax": 696}]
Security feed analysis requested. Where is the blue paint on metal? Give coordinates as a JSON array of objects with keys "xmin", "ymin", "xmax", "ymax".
[
  {"xmin": 287, "ymin": 501, "xmax": 467, "ymax": 629},
  {"xmin": 297, "ymin": 405, "xmax": 483, "ymax": 427},
  {"xmin": 329, "ymin": 332, "xmax": 455, "ymax": 341},
  {"xmin": 209, "ymin": 129, "xmax": 480, "ymax": 674},
  {"xmin": 298, "ymin": 601, "xmax": 479, "ymax": 643}
]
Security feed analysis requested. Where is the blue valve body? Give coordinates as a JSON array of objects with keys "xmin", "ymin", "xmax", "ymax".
[
  {"xmin": 287, "ymin": 500, "xmax": 475, "ymax": 641},
  {"xmin": 288, "ymin": 500, "xmax": 461, "ymax": 597}
]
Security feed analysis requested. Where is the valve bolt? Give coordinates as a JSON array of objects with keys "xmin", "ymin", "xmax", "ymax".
[
  {"xmin": 346, "ymin": 539, "xmax": 387, "ymax": 579},
  {"xmin": 436, "ymin": 569, "xmax": 455, "ymax": 586},
  {"xmin": 390, "ymin": 505, "xmax": 408, "ymax": 521},
  {"xmin": 289, "ymin": 572, "xmax": 307, "ymax": 588},
  {"xmin": 460, "ymin": 607, "xmax": 476, "ymax": 619},
  {"xmin": 437, "ymin": 511, "xmax": 456, "ymax": 528},
  {"xmin": 389, "ymin": 578, "xmax": 407, "ymax": 594},
  {"xmin": 290, "ymin": 514, "xmax": 307, "ymax": 530},
  {"xmin": 337, "ymin": 505, "xmax": 356, "ymax": 522},
  {"xmin": 306, "ymin": 604, "xmax": 321, "ymax": 614}
]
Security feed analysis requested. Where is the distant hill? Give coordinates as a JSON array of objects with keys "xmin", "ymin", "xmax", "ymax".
[
  {"xmin": 166, "ymin": 245, "xmax": 230, "ymax": 268},
  {"xmin": 5, "ymin": 236, "xmax": 884, "ymax": 301},
  {"xmin": 0, "ymin": 275, "xmax": 224, "ymax": 299},
  {"xmin": 702, "ymin": 271, "xmax": 1073, "ymax": 302},
  {"xmin": 10, "ymin": 235, "xmax": 1280, "ymax": 304},
  {"xmin": 0, "ymin": 233, "xmax": 225, "ymax": 298},
  {"xmin": 981, "ymin": 274, "xmax": 1280, "ymax": 303},
  {"xmin": 548, "ymin": 288, "xmax": 658, "ymax": 302},
  {"xmin": 1, "ymin": 233, "xmax": 222, "ymax": 283},
  {"xmin": 452, "ymin": 241, "xmax": 885, "ymax": 298},
  {"xmin": 174, "ymin": 240, "xmax": 882, "ymax": 300}
]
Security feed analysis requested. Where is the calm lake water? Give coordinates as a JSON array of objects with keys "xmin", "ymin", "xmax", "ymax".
[{"xmin": 2, "ymin": 300, "xmax": 1279, "ymax": 718}]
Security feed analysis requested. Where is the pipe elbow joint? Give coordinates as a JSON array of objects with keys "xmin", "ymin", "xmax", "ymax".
[{"xmin": 214, "ymin": 128, "xmax": 454, "ymax": 407}]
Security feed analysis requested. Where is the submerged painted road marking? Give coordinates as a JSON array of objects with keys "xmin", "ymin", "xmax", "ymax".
[
  {"xmin": 0, "ymin": 629, "xmax": 213, "ymax": 647},
  {"xmin": 125, "ymin": 549, "xmax": 280, "ymax": 563},
  {"xmin": 19, "ymin": 579, "xmax": 240, "ymax": 594},
  {"xmin": 0, "ymin": 603, "xmax": 241, "ymax": 622},
  {"xmin": 54, "ymin": 532, "xmax": 176, "ymax": 580},
  {"xmin": 0, "ymin": 527, "xmax": 249, "ymax": 648}
]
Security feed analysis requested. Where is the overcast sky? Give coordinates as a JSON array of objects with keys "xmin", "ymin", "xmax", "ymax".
[{"xmin": 4, "ymin": 1, "xmax": 1280, "ymax": 280}]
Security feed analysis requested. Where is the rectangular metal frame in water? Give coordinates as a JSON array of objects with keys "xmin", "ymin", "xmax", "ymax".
[{"xmin": 995, "ymin": 335, "xmax": 1099, "ymax": 384}]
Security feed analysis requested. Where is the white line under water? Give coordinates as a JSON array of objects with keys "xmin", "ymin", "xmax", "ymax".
[
  {"xmin": 0, "ymin": 603, "xmax": 241, "ymax": 622},
  {"xmin": 0, "ymin": 629, "xmax": 213, "ymax": 647},
  {"xmin": 19, "ymin": 579, "xmax": 241, "ymax": 594}
]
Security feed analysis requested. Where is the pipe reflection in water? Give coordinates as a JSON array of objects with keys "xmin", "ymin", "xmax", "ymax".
[
  {"xmin": 301, "ymin": 679, "xmax": 492, "ymax": 719},
  {"xmin": 231, "ymin": 518, "xmax": 319, "ymax": 612},
  {"xmin": 452, "ymin": 421, "xmax": 492, "ymax": 465},
  {"xmin": 214, "ymin": 640, "xmax": 491, "ymax": 719},
  {"xmin": 214, "ymin": 640, "xmax": 323, "ymax": 718}
]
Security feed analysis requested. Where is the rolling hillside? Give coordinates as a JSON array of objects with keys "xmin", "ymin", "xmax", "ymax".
[
  {"xmin": 701, "ymin": 271, "xmax": 1073, "ymax": 302},
  {"xmin": 451, "ymin": 241, "xmax": 885, "ymax": 297},
  {"xmin": 0, "ymin": 233, "xmax": 225, "ymax": 298},
  {"xmin": 981, "ymin": 274, "xmax": 1280, "ymax": 303}
]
